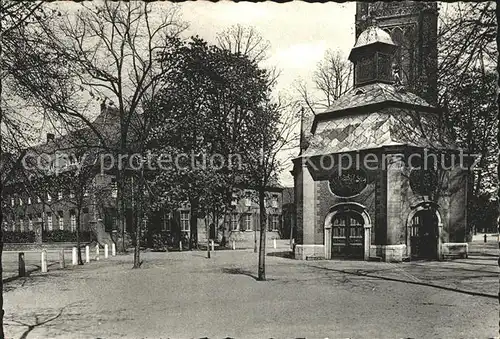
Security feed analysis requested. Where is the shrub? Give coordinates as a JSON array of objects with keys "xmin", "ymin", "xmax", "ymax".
[
  {"xmin": 3, "ymin": 231, "xmax": 35, "ymax": 243},
  {"xmin": 43, "ymin": 230, "xmax": 91, "ymax": 242}
]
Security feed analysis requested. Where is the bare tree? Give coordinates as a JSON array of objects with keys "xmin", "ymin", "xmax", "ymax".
[
  {"xmin": 216, "ymin": 24, "xmax": 271, "ymax": 64},
  {"xmin": 295, "ymin": 49, "xmax": 352, "ymax": 118},
  {"xmin": 5, "ymin": 2, "xmax": 187, "ymax": 267}
]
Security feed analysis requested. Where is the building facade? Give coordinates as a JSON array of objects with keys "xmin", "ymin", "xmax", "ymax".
[
  {"xmin": 2, "ymin": 105, "xmax": 285, "ymax": 248},
  {"xmin": 292, "ymin": 2, "xmax": 470, "ymax": 262}
]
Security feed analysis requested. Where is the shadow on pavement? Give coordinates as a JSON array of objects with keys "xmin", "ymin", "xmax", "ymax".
[
  {"xmin": 267, "ymin": 251, "xmax": 294, "ymax": 259},
  {"xmin": 308, "ymin": 264, "xmax": 498, "ymax": 299},
  {"xmin": 221, "ymin": 267, "xmax": 258, "ymax": 281}
]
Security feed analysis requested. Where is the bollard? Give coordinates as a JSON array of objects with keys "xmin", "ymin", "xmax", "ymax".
[
  {"xmin": 72, "ymin": 247, "xmax": 78, "ymax": 265},
  {"xmin": 95, "ymin": 244, "xmax": 100, "ymax": 261},
  {"xmin": 59, "ymin": 249, "xmax": 65, "ymax": 269},
  {"xmin": 18, "ymin": 252, "xmax": 26, "ymax": 277},
  {"xmin": 111, "ymin": 243, "xmax": 116, "ymax": 256},
  {"xmin": 41, "ymin": 250, "xmax": 48, "ymax": 273},
  {"xmin": 179, "ymin": 241, "xmax": 182, "ymax": 252},
  {"xmin": 232, "ymin": 240, "xmax": 236, "ymax": 250},
  {"xmin": 104, "ymin": 244, "xmax": 109, "ymax": 259},
  {"xmin": 85, "ymin": 245, "xmax": 90, "ymax": 263},
  {"xmin": 273, "ymin": 239, "xmax": 277, "ymax": 249},
  {"xmin": 211, "ymin": 240, "xmax": 215, "ymax": 252}
]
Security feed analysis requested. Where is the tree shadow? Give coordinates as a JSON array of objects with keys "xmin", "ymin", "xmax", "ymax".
[
  {"xmin": 266, "ymin": 251, "xmax": 294, "ymax": 259},
  {"xmin": 221, "ymin": 267, "xmax": 258, "ymax": 281}
]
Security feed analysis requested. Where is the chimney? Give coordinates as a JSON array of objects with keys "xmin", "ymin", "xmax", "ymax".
[{"xmin": 46, "ymin": 133, "xmax": 55, "ymax": 142}]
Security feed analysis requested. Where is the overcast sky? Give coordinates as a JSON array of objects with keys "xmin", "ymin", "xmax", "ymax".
[{"xmin": 179, "ymin": 1, "xmax": 356, "ymax": 95}]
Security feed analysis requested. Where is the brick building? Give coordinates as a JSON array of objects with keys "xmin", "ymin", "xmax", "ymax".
[
  {"xmin": 292, "ymin": 2, "xmax": 471, "ymax": 262},
  {"xmin": 1, "ymin": 104, "xmax": 284, "ymax": 247}
]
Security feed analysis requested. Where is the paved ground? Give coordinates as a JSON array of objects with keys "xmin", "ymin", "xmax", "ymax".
[{"xmin": 3, "ymin": 240, "xmax": 499, "ymax": 339}]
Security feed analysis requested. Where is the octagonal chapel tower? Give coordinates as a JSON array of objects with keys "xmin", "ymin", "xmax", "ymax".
[{"xmin": 292, "ymin": 25, "xmax": 470, "ymax": 262}]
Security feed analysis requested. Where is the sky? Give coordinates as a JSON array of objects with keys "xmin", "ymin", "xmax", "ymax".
[
  {"xmin": 177, "ymin": 1, "xmax": 357, "ymax": 186},
  {"xmin": 44, "ymin": 1, "xmax": 358, "ymax": 187}
]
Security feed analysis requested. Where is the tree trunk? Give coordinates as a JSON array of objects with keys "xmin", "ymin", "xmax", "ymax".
[
  {"xmin": 133, "ymin": 175, "xmax": 142, "ymax": 269},
  {"xmin": 0, "ymin": 212, "xmax": 5, "ymax": 339},
  {"xmin": 189, "ymin": 198, "xmax": 199, "ymax": 250},
  {"xmin": 116, "ymin": 170, "xmax": 126, "ymax": 253},
  {"xmin": 257, "ymin": 187, "xmax": 266, "ymax": 281},
  {"xmin": 76, "ymin": 209, "xmax": 83, "ymax": 265}
]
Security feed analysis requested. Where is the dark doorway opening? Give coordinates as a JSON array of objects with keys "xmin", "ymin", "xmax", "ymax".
[
  {"xmin": 410, "ymin": 209, "xmax": 438, "ymax": 259},
  {"xmin": 331, "ymin": 211, "xmax": 364, "ymax": 259}
]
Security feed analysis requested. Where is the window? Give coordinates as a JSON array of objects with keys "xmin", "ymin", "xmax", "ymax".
[
  {"xmin": 58, "ymin": 211, "xmax": 64, "ymax": 230},
  {"xmin": 10, "ymin": 197, "xmax": 14, "ymax": 207},
  {"xmin": 270, "ymin": 215, "xmax": 279, "ymax": 231},
  {"xmin": 83, "ymin": 188, "xmax": 89, "ymax": 197},
  {"xmin": 242, "ymin": 214, "xmax": 252, "ymax": 231},
  {"xmin": 37, "ymin": 196, "xmax": 41, "ymax": 203},
  {"xmin": 37, "ymin": 213, "xmax": 42, "ymax": 223},
  {"xmin": 47, "ymin": 212, "xmax": 53, "ymax": 231},
  {"xmin": 69, "ymin": 191, "xmax": 75, "ymax": 199},
  {"xmin": 271, "ymin": 195, "xmax": 278, "ymax": 208},
  {"xmin": 47, "ymin": 193, "xmax": 52, "ymax": 202},
  {"xmin": 27, "ymin": 197, "xmax": 31, "ymax": 205},
  {"xmin": 11, "ymin": 221, "xmax": 16, "ymax": 231},
  {"xmin": 70, "ymin": 212, "xmax": 76, "ymax": 232},
  {"xmin": 111, "ymin": 179, "xmax": 117, "ymax": 198},
  {"xmin": 244, "ymin": 197, "xmax": 251, "ymax": 207},
  {"xmin": 231, "ymin": 213, "xmax": 239, "ymax": 231},
  {"xmin": 267, "ymin": 214, "xmax": 279, "ymax": 231},
  {"xmin": 58, "ymin": 191, "xmax": 63, "ymax": 200},
  {"xmin": 19, "ymin": 219, "xmax": 24, "ymax": 232},
  {"xmin": 231, "ymin": 193, "xmax": 238, "ymax": 206},
  {"xmin": 180, "ymin": 211, "xmax": 190, "ymax": 232},
  {"xmin": 28, "ymin": 216, "xmax": 33, "ymax": 231},
  {"xmin": 19, "ymin": 198, "xmax": 23, "ymax": 206}
]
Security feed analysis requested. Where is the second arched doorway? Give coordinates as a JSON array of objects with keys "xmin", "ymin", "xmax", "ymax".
[{"xmin": 408, "ymin": 205, "xmax": 441, "ymax": 260}]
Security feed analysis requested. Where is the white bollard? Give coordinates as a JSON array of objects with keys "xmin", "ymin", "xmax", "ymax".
[
  {"xmin": 85, "ymin": 245, "xmax": 90, "ymax": 263},
  {"xmin": 104, "ymin": 244, "xmax": 109, "ymax": 259},
  {"xmin": 41, "ymin": 250, "xmax": 48, "ymax": 273},
  {"xmin": 211, "ymin": 240, "xmax": 215, "ymax": 252},
  {"xmin": 111, "ymin": 243, "xmax": 116, "ymax": 256},
  {"xmin": 273, "ymin": 239, "xmax": 277, "ymax": 249},
  {"xmin": 72, "ymin": 247, "xmax": 78, "ymax": 265},
  {"xmin": 179, "ymin": 241, "xmax": 182, "ymax": 252},
  {"xmin": 95, "ymin": 244, "xmax": 100, "ymax": 261},
  {"xmin": 232, "ymin": 240, "xmax": 236, "ymax": 250}
]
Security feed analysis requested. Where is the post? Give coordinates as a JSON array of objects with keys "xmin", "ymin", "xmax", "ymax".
[
  {"xmin": 211, "ymin": 240, "xmax": 215, "ymax": 252},
  {"xmin": 273, "ymin": 238, "xmax": 277, "ymax": 249},
  {"xmin": 104, "ymin": 244, "xmax": 109, "ymax": 259},
  {"xmin": 95, "ymin": 244, "xmax": 100, "ymax": 261},
  {"xmin": 41, "ymin": 250, "xmax": 48, "ymax": 273},
  {"xmin": 72, "ymin": 247, "xmax": 78, "ymax": 265},
  {"xmin": 85, "ymin": 245, "xmax": 90, "ymax": 263},
  {"xmin": 112, "ymin": 243, "xmax": 116, "ymax": 256},
  {"xmin": 59, "ymin": 249, "xmax": 65, "ymax": 269},
  {"xmin": 179, "ymin": 240, "xmax": 182, "ymax": 252},
  {"xmin": 232, "ymin": 240, "xmax": 236, "ymax": 250},
  {"xmin": 18, "ymin": 252, "xmax": 26, "ymax": 277}
]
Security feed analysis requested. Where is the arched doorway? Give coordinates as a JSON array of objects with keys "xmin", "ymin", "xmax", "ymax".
[
  {"xmin": 409, "ymin": 208, "xmax": 439, "ymax": 259},
  {"xmin": 324, "ymin": 203, "xmax": 371, "ymax": 260},
  {"xmin": 331, "ymin": 210, "xmax": 364, "ymax": 258}
]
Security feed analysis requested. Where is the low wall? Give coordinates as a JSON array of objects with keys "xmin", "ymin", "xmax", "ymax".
[
  {"xmin": 370, "ymin": 245, "xmax": 407, "ymax": 262},
  {"xmin": 4, "ymin": 242, "xmax": 90, "ymax": 251},
  {"xmin": 294, "ymin": 244, "xmax": 325, "ymax": 260},
  {"xmin": 441, "ymin": 243, "xmax": 468, "ymax": 259}
]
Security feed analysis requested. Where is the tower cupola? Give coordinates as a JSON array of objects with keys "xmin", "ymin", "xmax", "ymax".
[{"xmin": 348, "ymin": 25, "xmax": 397, "ymax": 88}]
